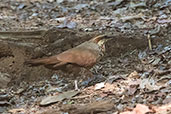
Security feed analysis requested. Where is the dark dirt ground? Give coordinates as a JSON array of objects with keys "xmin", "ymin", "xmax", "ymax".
[{"xmin": 0, "ymin": 0, "xmax": 171, "ymax": 114}]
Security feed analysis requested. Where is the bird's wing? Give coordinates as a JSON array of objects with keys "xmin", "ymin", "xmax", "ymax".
[{"xmin": 57, "ymin": 48, "xmax": 98, "ymax": 67}]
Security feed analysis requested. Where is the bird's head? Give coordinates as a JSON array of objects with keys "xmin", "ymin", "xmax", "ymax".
[{"xmin": 90, "ymin": 34, "xmax": 112, "ymax": 52}]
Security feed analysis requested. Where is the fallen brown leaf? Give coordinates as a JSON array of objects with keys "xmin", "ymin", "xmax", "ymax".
[{"xmin": 121, "ymin": 104, "xmax": 152, "ymax": 114}]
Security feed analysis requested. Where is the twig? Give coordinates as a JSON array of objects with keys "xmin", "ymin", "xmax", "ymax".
[{"xmin": 147, "ymin": 34, "xmax": 152, "ymax": 50}]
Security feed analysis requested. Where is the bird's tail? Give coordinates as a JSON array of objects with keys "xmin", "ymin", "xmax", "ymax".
[{"xmin": 25, "ymin": 56, "xmax": 59, "ymax": 65}]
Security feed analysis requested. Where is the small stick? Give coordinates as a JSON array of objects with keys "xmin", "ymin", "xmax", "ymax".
[
  {"xmin": 74, "ymin": 80, "xmax": 80, "ymax": 91},
  {"xmin": 147, "ymin": 34, "xmax": 152, "ymax": 50}
]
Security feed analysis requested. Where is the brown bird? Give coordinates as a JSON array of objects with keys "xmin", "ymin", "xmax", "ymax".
[
  {"xmin": 26, "ymin": 34, "xmax": 111, "ymax": 89},
  {"xmin": 26, "ymin": 35, "xmax": 111, "ymax": 70}
]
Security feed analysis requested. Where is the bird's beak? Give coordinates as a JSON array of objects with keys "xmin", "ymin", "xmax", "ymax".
[{"xmin": 91, "ymin": 34, "xmax": 113, "ymax": 43}]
